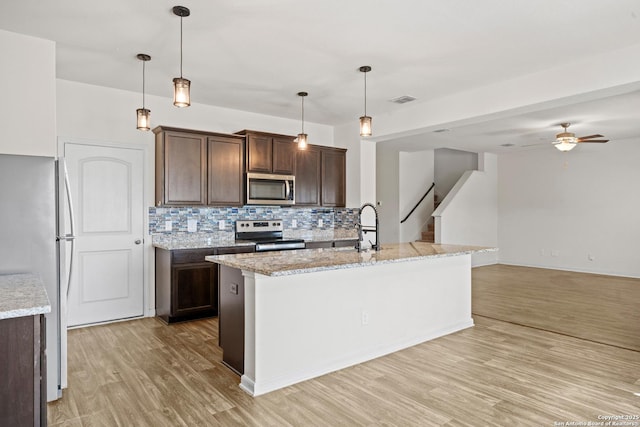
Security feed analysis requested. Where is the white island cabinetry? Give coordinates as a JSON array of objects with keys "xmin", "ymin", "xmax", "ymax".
[{"xmin": 207, "ymin": 242, "xmax": 496, "ymax": 396}]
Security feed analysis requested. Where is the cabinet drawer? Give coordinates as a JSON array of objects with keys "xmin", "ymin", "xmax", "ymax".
[
  {"xmin": 305, "ymin": 241, "xmax": 333, "ymax": 249},
  {"xmin": 333, "ymin": 239, "xmax": 357, "ymax": 248},
  {"xmin": 172, "ymin": 249, "xmax": 217, "ymax": 264},
  {"xmin": 217, "ymin": 246, "xmax": 255, "ymax": 255}
]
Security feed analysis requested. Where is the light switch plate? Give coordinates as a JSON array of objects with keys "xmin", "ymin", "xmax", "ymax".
[
  {"xmin": 165, "ymin": 220, "xmax": 172, "ymax": 231},
  {"xmin": 218, "ymin": 220, "xmax": 226, "ymax": 230},
  {"xmin": 187, "ymin": 219, "xmax": 197, "ymax": 233},
  {"xmin": 318, "ymin": 219, "xmax": 323, "ymax": 227},
  {"xmin": 291, "ymin": 219, "xmax": 297, "ymax": 228}
]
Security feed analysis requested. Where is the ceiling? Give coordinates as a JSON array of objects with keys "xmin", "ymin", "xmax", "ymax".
[{"xmin": 2, "ymin": 0, "xmax": 640, "ymax": 152}]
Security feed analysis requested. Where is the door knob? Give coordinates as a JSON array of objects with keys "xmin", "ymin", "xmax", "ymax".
[{"xmin": 135, "ymin": 239, "xmax": 142, "ymax": 245}]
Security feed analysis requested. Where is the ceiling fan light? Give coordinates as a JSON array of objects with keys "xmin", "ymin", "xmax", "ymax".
[
  {"xmin": 554, "ymin": 138, "xmax": 577, "ymax": 151},
  {"xmin": 136, "ymin": 108, "xmax": 151, "ymax": 131},
  {"xmin": 360, "ymin": 115, "xmax": 372, "ymax": 137},
  {"xmin": 173, "ymin": 77, "xmax": 191, "ymax": 107}
]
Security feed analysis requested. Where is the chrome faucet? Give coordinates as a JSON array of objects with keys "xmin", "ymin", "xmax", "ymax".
[{"xmin": 355, "ymin": 202, "xmax": 380, "ymax": 252}]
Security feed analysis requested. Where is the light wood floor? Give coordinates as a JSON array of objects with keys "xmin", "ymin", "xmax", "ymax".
[
  {"xmin": 48, "ymin": 266, "xmax": 640, "ymax": 426},
  {"xmin": 473, "ymin": 264, "xmax": 640, "ymax": 351}
]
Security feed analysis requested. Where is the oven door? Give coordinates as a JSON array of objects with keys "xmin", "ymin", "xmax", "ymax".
[{"xmin": 246, "ymin": 173, "xmax": 295, "ymax": 205}]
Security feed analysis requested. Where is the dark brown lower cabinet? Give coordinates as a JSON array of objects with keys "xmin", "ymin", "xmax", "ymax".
[
  {"xmin": 155, "ymin": 246, "xmax": 254, "ymax": 323},
  {"xmin": 218, "ymin": 265, "xmax": 245, "ymax": 375},
  {"xmin": 0, "ymin": 314, "xmax": 46, "ymax": 427},
  {"xmin": 156, "ymin": 248, "xmax": 217, "ymax": 323}
]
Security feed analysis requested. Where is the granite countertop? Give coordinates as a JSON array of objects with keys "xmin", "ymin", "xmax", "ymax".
[
  {"xmin": 206, "ymin": 242, "xmax": 498, "ymax": 277},
  {"xmin": 152, "ymin": 229, "xmax": 359, "ymax": 250},
  {"xmin": 0, "ymin": 273, "xmax": 51, "ymax": 320}
]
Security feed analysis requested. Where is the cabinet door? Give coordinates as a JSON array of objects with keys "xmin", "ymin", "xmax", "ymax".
[
  {"xmin": 162, "ymin": 132, "xmax": 207, "ymax": 205},
  {"xmin": 208, "ymin": 136, "xmax": 244, "ymax": 206},
  {"xmin": 172, "ymin": 263, "xmax": 217, "ymax": 317},
  {"xmin": 321, "ymin": 149, "xmax": 346, "ymax": 207},
  {"xmin": 247, "ymin": 134, "xmax": 273, "ymax": 173},
  {"xmin": 272, "ymin": 137, "xmax": 296, "ymax": 175},
  {"xmin": 295, "ymin": 146, "xmax": 321, "ymax": 206}
]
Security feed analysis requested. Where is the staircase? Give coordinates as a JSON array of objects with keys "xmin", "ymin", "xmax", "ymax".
[{"xmin": 418, "ymin": 193, "xmax": 441, "ymax": 243}]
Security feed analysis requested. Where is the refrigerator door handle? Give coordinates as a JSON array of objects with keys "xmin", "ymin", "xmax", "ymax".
[{"xmin": 63, "ymin": 162, "xmax": 76, "ymax": 298}]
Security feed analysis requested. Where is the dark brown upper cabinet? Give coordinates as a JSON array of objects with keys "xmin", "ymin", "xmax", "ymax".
[
  {"xmin": 321, "ymin": 147, "xmax": 346, "ymax": 207},
  {"xmin": 295, "ymin": 144, "xmax": 346, "ymax": 207},
  {"xmin": 295, "ymin": 145, "xmax": 321, "ymax": 206},
  {"xmin": 154, "ymin": 126, "xmax": 245, "ymax": 207},
  {"xmin": 236, "ymin": 130, "xmax": 296, "ymax": 175}
]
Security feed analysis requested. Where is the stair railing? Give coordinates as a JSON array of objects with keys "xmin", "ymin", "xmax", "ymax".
[{"xmin": 400, "ymin": 182, "xmax": 435, "ymax": 224}]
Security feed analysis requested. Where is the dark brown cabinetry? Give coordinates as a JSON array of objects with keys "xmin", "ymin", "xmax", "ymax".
[
  {"xmin": 295, "ymin": 145, "xmax": 346, "ymax": 207},
  {"xmin": 207, "ymin": 136, "xmax": 244, "ymax": 206},
  {"xmin": 0, "ymin": 314, "xmax": 46, "ymax": 427},
  {"xmin": 321, "ymin": 148, "xmax": 346, "ymax": 207},
  {"xmin": 294, "ymin": 146, "xmax": 321, "ymax": 206},
  {"xmin": 218, "ymin": 265, "xmax": 245, "ymax": 374},
  {"xmin": 236, "ymin": 130, "xmax": 296, "ymax": 175},
  {"xmin": 305, "ymin": 239, "xmax": 357, "ymax": 249},
  {"xmin": 155, "ymin": 246, "xmax": 254, "ymax": 323},
  {"xmin": 154, "ymin": 127, "xmax": 245, "ymax": 207}
]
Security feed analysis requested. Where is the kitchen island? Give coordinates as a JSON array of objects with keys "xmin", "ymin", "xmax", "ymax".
[{"xmin": 206, "ymin": 242, "xmax": 496, "ymax": 396}]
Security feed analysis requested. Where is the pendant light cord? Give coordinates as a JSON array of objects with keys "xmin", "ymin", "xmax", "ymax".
[
  {"xmin": 301, "ymin": 95, "xmax": 305, "ymax": 133},
  {"xmin": 179, "ymin": 16, "xmax": 183, "ymax": 78},
  {"xmin": 364, "ymin": 70, "xmax": 367, "ymax": 117},
  {"xmin": 142, "ymin": 60, "xmax": 146, "ymax": 109}
]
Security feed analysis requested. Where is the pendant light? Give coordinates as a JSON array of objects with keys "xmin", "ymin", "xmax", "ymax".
[
  {"xmin": 296, "ymin": 91, "xmax": 308, "ymax": 150},
  {"xmin": 172, "ymin": 6, "xmax": 191, "ymax": 107},
  {"xmin": 359, "ymin": 65, "xmax": 372, "ymax": 137},
  {"xmin": 136, "ymin": 54, "xmax": 151, "ymax": 131}
]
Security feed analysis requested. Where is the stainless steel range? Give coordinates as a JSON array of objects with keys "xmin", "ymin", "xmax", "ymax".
[{"xmin": 235, "ymin": 219, "xmax": 305, "ymax": 252}]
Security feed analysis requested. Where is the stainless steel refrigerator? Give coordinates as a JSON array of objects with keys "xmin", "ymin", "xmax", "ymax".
[{"xmin": 0, "ymin": 153, "xmax": 73, "ymax": 402}]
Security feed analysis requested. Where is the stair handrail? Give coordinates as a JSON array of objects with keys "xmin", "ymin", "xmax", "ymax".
[{"xmin": 400, "ymin": 182, "xmax": 435, "ymax": 224}]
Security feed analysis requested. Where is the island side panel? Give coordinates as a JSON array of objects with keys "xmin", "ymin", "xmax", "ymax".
[{"xmin": 240, "ymin": 253, "xmax": 472, "ymax": 396}]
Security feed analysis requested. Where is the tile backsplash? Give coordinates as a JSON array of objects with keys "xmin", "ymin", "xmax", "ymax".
[{"xmin": 149, "ymin": 206, "xmax": 358, "ymax": 234}]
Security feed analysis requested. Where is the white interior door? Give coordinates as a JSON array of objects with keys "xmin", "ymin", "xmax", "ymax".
[{"xmin": 64, "ymin": 143, "xmax": 145, "ymax": 327}]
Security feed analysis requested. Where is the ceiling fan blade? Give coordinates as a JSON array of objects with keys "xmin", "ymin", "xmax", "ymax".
[
  {"xmin": 577, "ymin": 134, "xmax": 604, "ymax": 140},
  {"xmin": 578, "ymin": 140, "xmax": 609, "ymax": 143}
]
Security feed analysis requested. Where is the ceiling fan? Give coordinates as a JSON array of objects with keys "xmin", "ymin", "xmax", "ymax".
[{"xmin": 552, "ymin": 122, "xmax": 609, "ymax": 151}]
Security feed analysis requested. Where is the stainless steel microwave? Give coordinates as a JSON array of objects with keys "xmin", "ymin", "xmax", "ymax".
[{"xmin": 246, "ymin": 172, "xmax": 295, "ymax": 205}]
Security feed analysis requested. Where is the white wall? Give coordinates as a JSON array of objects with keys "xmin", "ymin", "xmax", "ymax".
[
  {"xmin": 498, "ymin": 139, "xmax": 640, "ymax": 277},
  {"xmin": 0, "ymin": 30, "xmax": 56, "ymax": 156},
  {"xmin": 434, "ymin": 153, "xmax": 498, "ymax": 266},
  {"xmin": 434, "ymin": 148, "xmax": 478, "ymax": 199},
  {"xmin": 399, "ymin": 150, "xmax": 434, "ymax": 242}
]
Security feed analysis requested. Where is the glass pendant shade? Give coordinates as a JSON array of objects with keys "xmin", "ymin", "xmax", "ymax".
[
  {"xmin": 360, "ymin": 115, "xmax": 372, "ymax": 137},
  {"xmin": 136, "ymin": 108, "xmax": 151, "ymax": 131},
  {"xmin": 297, "ymin": 133, "xmax": 308, "ymax": 150},
  {"xmin": 173, "ymin": 77, "xmax": 191, "ymax": 107}
]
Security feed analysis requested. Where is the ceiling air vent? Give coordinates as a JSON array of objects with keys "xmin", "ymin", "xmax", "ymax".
[{"xmin": 389, "ymin": 95, "xmax": 416, "ymax": 104}]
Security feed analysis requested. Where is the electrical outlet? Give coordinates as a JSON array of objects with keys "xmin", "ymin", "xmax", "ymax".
[
  {"xmin": 361, "ymin": 311, "xmax": 369, "ymax": 325},
  {"xmin": 165, "ymin": 220, "xmax": 172, "ymax": 231},
  {"xmin": 551, "ymin": 249, "xmax": 559, "ymax": 257},
  {"xmin": 218, "ymin": 220, "xmax": 226, "ymax": 230},
  {"xmin": 187, "ymin": 219, "xmax": 197, "ymax": 233},
  {"xmin": 291, "ymin": 219, "xmax": 297, "ymax": 228},
  {"xmin": 318, "ymin": 219, "xmax": 323, "ymax": 227}
]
